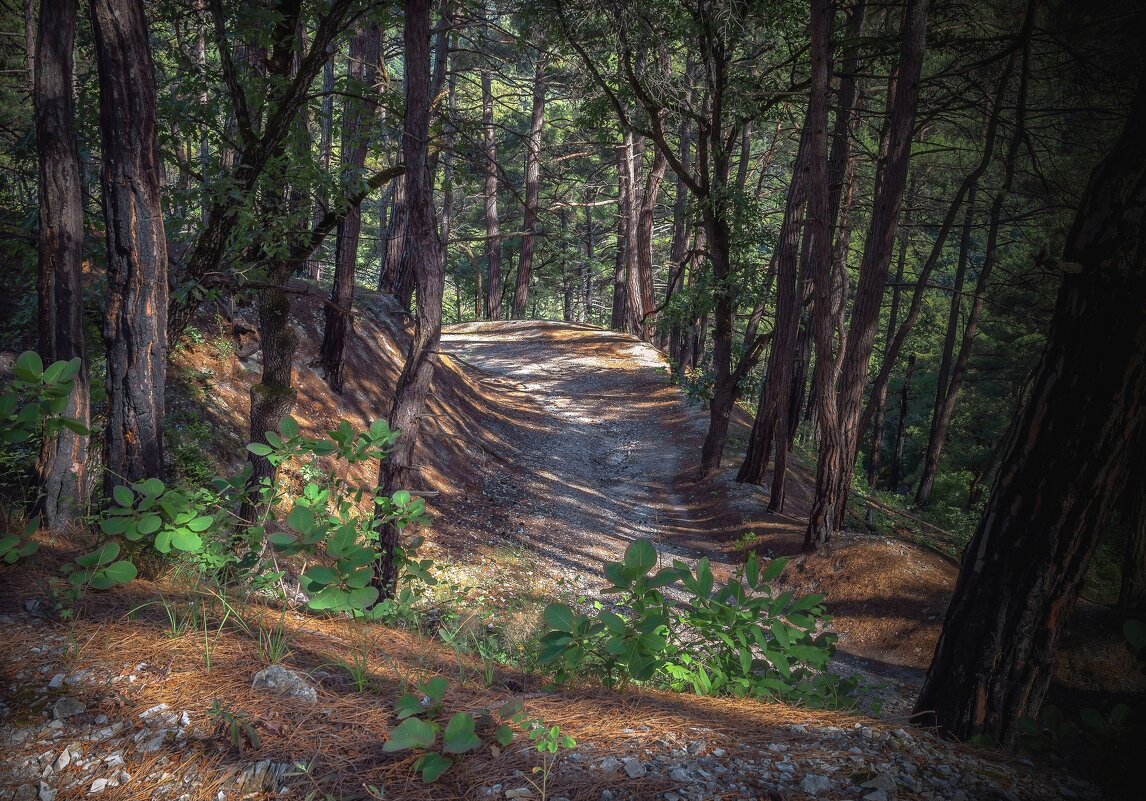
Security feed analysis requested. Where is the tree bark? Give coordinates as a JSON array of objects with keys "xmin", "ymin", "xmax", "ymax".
[
  {"xmin": 887, "ymin": 353, "xmax": 915, "ymax": 493},
  {"xmin": 914, "ymin": 74, "xmax": 1146, "ymax": 745},
  {"xmin": 375, "ymin": 0, "xmax": 444, "ymax": 597},
  {"xmin": 1120, "ymin": 472, "xmax": 1146, "ymax": 615},
  {"xmin": 90, "ymin": 0, "xmax": 168, "ymax": 494},
  {"xmin": 805, "ymin": 0, "xmax": 929, "ymax": 550},
  {"xmin": 611, "ymin": 135, "xmax": 634, "ymax": 331},
  {"xmin": 513, "ymin": 53, "xmax": 546, "ymax": 319},
  {"xmin": 319, "ymin": 23, "xmax": 381, "ymax": 394},
  {"xmin": 636, "ymin": 126, "xmax": 667, "ymax": 339},
  {"xmin": 35, "ymin": 0, "xmax": 90, "ymax": 525},
  {"xmin": 481, "ymin": 68, "xmax": 502, "ymax": 320}
]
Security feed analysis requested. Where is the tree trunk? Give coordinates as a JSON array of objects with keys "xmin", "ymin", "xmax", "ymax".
[
  {"xmin": 611, "ymin": 136, "xmax": 632, "ymax": 331},
  {"xmin": 513, "ymin": 53, "xmax": 545, "ymax": 319},
  {"xmin": 805, "ymin": 0, "xmax": 929, "ymax": 550},
  {"xmin": 480, "ymin": 69, "xmax": 502, "ymax": 320},
  {"xmin": 318, "ymin": 23, "xmax": 381, "ymax": 394},
  {"xmin": 636, "ymin": 127, "xmax": 667, "ymax": 339},
  {"xmin": 34, "ymin": 0, "xmax": 90, "ymax": 525},
  {"xmin": 867, "ymin": 214, "xmax": 910, "ymax": 489},
  {"xmin": 914, "ymin": 74, "xmax": 1146, "ymax": 745},
  {"xmin": 90, "ymin": 0, "xmax": 168, "ymax": 494},
  {"xmin": 887, "ymin": 353, "xmax": 915, "ymax": 493},
  {"xmin": 310, "ymin": 52, "xmax": 335, "ymax": 279},
  {"xmin": 375, "ymin": 0, "xmax": 444, "ymax": 597},
  {"xmin": 1120, "ymin": 473, "xmax": 1146, "ymax": 615}
]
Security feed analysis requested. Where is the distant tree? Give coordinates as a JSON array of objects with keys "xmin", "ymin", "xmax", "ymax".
[
  {"xmin": 914, "ymin": 75, "xmax": 1146, "ymax": 745},
  {"xmin": 513, "ymin": 50, "xmax": 546, "ymax": 319},
  {"xmin": 90, "ymin": 0, "xmax": 169, "ymax": 494},
  {"xmin": 34, "ymin": 0, "xmax": 89, "ymax": 524}
]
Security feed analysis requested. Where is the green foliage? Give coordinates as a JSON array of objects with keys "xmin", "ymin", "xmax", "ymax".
[
  {"xmin": 0, "ymin": 352, "xmax": 88, "ymax": 511},
  {"xmin": 538, "ymin": 539, "xmax": 856, "ymax": 707},
  {"xmin": 0, "ymin": 516, "xmax": 39, "ymax": 564},
  {"xmin": 208, "ymin": 698, "xmax": 261, "ymax": 751},
  {"xmin": 383, "ymin": 678, "xmax": 569, "ymax": 785}
]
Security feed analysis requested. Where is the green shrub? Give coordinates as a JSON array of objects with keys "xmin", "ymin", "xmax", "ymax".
[{"xmin": 538, "ymin": 539, "xmax": 859, "ymax": 707}]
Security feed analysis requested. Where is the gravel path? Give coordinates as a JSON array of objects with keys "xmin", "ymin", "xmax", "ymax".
[{"xmin": 442, "ymin": 321, "xmax": 734, "ymax": 596}]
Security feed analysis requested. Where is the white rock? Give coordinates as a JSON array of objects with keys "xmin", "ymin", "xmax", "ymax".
[
  {"xmin": 622, "ymin": 758, "xmax": 646, "ymax": 779},
  {"xmin": 89, "ymin": 779, "xmax": 108, "ymax": 794},
  {"xmin": 48, "ymin": 674, "xmax": 65, "ymax": 689}
]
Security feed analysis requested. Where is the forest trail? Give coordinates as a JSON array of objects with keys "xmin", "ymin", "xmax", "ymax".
[{"xmin": 440, "ymin": 320, "xmax": 740, "ymax": 598}]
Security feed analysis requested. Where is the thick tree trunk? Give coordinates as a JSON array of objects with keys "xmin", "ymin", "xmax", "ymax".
[
  {"xmin": 90, "ymin": 0, "xmax": 168, "ymax": 494},
  {"xmin": 318, "ymin": 23, "xmax": 381, "ymax": 394},
  {"xmin": 379, "ymin": 174, "xmax": 409, "ymax": 295},
  {"xmin": 914, "ymin": 76, "xmax": 1146, "ymax": 745},
  {"xmin": 513, "ymin": 54, "xmax": 546, "ymax": 319},
  {"xmin": 35, "ymin": 0, "xmax": 90, "ymax": 525},
  {"xmin": 805, "ymin": 0, "xmax": 929, "ymax": 550},
  {"xmin": 481, "ymin": 69, "xmax": 502, "ymax": 320},
  {"xmin": 375, "ymin": 0, "xmax": 444, "ymax": 597}
]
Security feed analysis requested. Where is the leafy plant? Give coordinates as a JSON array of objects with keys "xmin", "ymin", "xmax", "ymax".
[
  {"xmin": 0, "ymin": 516, "xmax": 39, "ymax": 564},
  {"xmin": 208, "ymin": 699, "xmax": 260, "ymax": 751},
  {"xmin": 257, "ymin": 610, "xmax": 292, "ymax": 665},
  {"xmin": 538, "ymin": 539, "xmax": 855, "ymax": 707},
  {"xmin": 383, "ymin": 678, "xmax": 526, "ymax": 784}
]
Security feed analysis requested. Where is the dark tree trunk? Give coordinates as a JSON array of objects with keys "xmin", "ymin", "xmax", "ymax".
[
  {"xmin": 737, "ymin": 123, "xmax": 811, "ymax": 499},
  {"xmin": 887, "ymin": 353, "xmax": 915, "ymax": 493},
  {"xmin": 374, "ymin": 0, "xmax": 444, "ymax": 597},
  {"xmin": 90, "ymin": 0, "xmax": 168, "ymax": 494},
  {"xmin": 867, "ymin": 213, "xmax": 911, "ymax": 489},
  {"xmin": 805, "ymin": 0, "xmax": 929, "ymax": 550},
  {"xmin": 481, "ymin": 68, "xmax": 502, "ymax": 320},
  {"xmin": 914, "ymin": 75, "xmax": 1146, "ymax": 745},
  {"xmin": 580, "ymin": 192, "xmax": 595, "ymax": 323},
  {"xmin": 318, "ymin": 23, "xmax": 381, "ymax": 394},
  {"xmin": 513, "ymin": 53, "xmax": 546, "ymax": 319},
  {"xmin": 1120, "ymin": 472, "xmax": 1146, "ymax": 615},
  {"xmin": 34, "ymin": 0, "xmax": 90, "ymax": 525}
]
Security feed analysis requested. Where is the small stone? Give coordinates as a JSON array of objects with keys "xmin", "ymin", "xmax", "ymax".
[
  {"xmin": 863, "ymin": 791, "xmax": 889, "ymax": 801},
  {"xmin": 799, "ymin": 774, "xmax": 832, "ymax": 796},
  {"xmin": 47, "ymin": 721, "xmax": 63, "ymax": 730},
  {"xmin": 89, "ymin": 779, "xmax": 108, "ymax": 794},
  {"xmin": 52, "ymin": 749, "xmax": 71, "ymax": 772},
  {"xmin": 48, "ymin": 674, "xmax": 65, "ymax": 689},
  {"xmin": 712, "ymin": 748, "xmax": 726, "ymax": 757},
  {"xmin": 14, "ymin": 785, "xmax": 37, "ymax": 801},
  {"xmin": 251, "ymin": 666, "xmax": 317, "ymax": 705},
  {"xmin": 622, "ymin": 758, "xmax": 647, "ymax": 779},
  {"xmin": 37, "ymin": 782, "xmax": 56, "ymax": 801},
  {"xmin": 599, "ymin": 756, "xmax": 620, "ymax": 773},
  {"xmin": 504, "ymin": 789, "xmax": 534, "ymax": 799},
  {"xmin": 599, "ymin": 792, "xmax": 614, "ymax": 801},
  {"xmin": 51, "ymin": 698, "xmax": 85, "ymax": 721},
  {"xmin": 669, "ymin": 767, "xmax": 691, "ymax": 783}
]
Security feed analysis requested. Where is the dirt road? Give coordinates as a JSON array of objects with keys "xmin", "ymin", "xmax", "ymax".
[{"xmin": 440, "ymin": 320, "xmax": 737, "ymax": 598}]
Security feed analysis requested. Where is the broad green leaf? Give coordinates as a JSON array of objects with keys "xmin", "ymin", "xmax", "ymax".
[
  {"xmin": 99, "ymin": 517, "xmax": 129, "ymax": 536},
  {"xmin": 599, "ymin": 610, "xmax": 627, "ymax": 635},
  {"xmin": 303, "ymin": 566, "xmax": 339, "ymax": 587},
  {"xmin": 137, "ymin": 478, "xmax": 165, "ymax": 497},
  {"xmin": 75, "ymin": 541, "xmax": 121, "ymax": 567},
  {"xmin": 762, "ymin": 556, "xmax": 788, "ymax": 583},
  {"xmin": 278, "ymin": 415, "xmax": 300, "ymax": 439},
  {"xmin": 382, "ymin": 717, "xmax": 438, "ymax": 752},
  {"xmin": 415, "ymin": 753, "xmax": 452, "ymax": 783},
  {"xmin": 14, "ymin": 351, "xmax": 43, "ymax": 380},
  {"xmin": 347, "ymin": 586, "xmax": 379, "ymax": 610},
  {"xmin": 422, "ymin": 676, "xmax": 448, "ymax": 702},
  {"xmin": 623, "ymin": 539, "xmax": 657, "ymax": 575},
  {"xmin": 89, "ymin": 560, "xmax": 137, "ymax": 590},
  {"xmin": 112, "ymin": 485, "xmax": 135, "ymax": 507},
  {"xmin": 287, "ymin": 505, "xmax": 314, "ymax": 535},
  {"xmin": 395, "ymin": 693, "xmax": 425, "ymax": 720},
  {"xmin": 246, "ymin": 442, "xmax": 273, "ymax": 457},
  {"xmin": 186, "ymin": 515, "xmax": 214, "ymax": 532},
  {"xmin": 543, "ymin": 603, "xmax": 576, "ymax": 632},
  {"xmin": 442, "ymin": 712, "xmax": 482, "ymax": 754},
  {"xmin": 170, "ymin": 530, "xmax": 203, "ymax": 552},
  {"xmin": 494, "ymin": 724, "xmax": 514, "ymax": 746},
  {"xmin": 136, "ymin": 515, "xmax": 163, "ymax": 535},
  {"xmin": 392, "ymin": 490, "xmax": 411, "ymax": 506}
]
